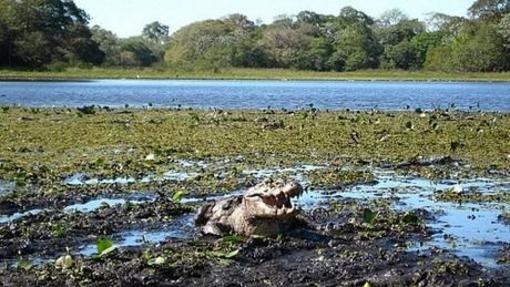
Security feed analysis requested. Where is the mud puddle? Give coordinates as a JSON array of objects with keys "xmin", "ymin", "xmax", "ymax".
[
  {"xmin": 63, "ymin": 194, "xmax": 154, "ymax": 213},
  {"xmin": 242, "ymin": 164, "xmax": 326, "ymax": 179},
  {"xmin": 296, "ymin": 172, "xmax": 510, "ymax": 268},
  {"xmin": 0, "ymin": 194, "xmax": 155, "ymax": 224},
  {"xmin": 78, "ymin": 214, "xmax": 194, "ymax": 256},
  {"xmin": 0, "ymin": 181, "xmax": 14, "ymax": 196},
  {"xmin": 0, "ymin": 209, "xmax": 45, "ymax": 224},
  {"xmin": 64, "ymin": 171, "xmax": 198, "ymax": 186}
]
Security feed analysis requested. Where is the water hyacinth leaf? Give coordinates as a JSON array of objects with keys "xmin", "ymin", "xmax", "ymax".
[
  {"xmin": 97, "ymin": 238, "xmax": 114, "ymax": 255},
  {"xmin": 100, "ymin": 246, "xmax": 118, "ymax": 256},
  {"xmin": 95, "ymin": 158, "xmax": 105, "ymax": 166},
  {"xmin": 172, "ymin": 190, "xmax": 186, "ymax": 203},
  {"xmin": 363, "ymin": 208, "xmax": 376, "ymax": 225},
  {"xmin": 17, "ymin": 259, "xmax": 32, "ymax": 271}
]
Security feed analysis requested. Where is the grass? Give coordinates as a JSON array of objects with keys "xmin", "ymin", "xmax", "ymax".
[
  {"xmin": 0, "ymin": 107, "xmax": 508, "ymax": 186},
  {"xmin": 1, "ymin": 67, "xmax": 510, "ymax": 82}
]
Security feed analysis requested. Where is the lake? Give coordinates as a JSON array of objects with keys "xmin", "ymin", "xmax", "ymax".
[{"xmin": 0, "ymin": 80, "xmax": 509, "ymax": 111}]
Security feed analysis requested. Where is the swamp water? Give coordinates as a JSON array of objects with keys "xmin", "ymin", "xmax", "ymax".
[
  {"xmin": 1, "ymin": 167, "xmax": 509, "ymax": 269},
  {"xmin": 2, "ymin": 80, "xmax": 510, "ymax": 111}
]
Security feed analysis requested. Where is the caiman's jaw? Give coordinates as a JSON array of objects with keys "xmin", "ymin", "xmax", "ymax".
[{"xmin": 244, "ymin": 180, "xmax": 304, "ymax": 219}]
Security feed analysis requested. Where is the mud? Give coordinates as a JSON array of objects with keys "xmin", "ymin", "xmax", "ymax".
[
  {"xmin": 1, "ymin": 200, "xmax": 509, "ymax": 286},
  {"xmin": 0, "ymin": 162, "xmax": 509, "ymax": 286}
]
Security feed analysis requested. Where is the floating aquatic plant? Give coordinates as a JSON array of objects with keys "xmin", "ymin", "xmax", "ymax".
[{"xmin": 97, "ymin": 238, "xmax": 116, "ymax": 256}]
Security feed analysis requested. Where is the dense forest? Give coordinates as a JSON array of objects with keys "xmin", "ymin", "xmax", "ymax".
[{"xmin": 1, "ymin": 0, "xmax": 510, "ymax": 72}]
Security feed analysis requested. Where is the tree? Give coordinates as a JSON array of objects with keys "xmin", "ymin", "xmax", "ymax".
[
  {"xmin": 121, "ymin": 37, "xmax": 157, "ymax": 67},
  {"xmin": 142, "ymin": 21, "xmax": 169, "ymax": 44},
  {"xmin": 91, "ymin": 25, "xmax": 121, "ymax": 66},
  {"xmin": 381, "ymin": 40, "xmax": 420, "ymax": 69},
  {"xmin": 257, "ymin": 24, "xmax": 313, "ymax": 68},
  {"xmin": 469, "ymin": 0, "xmax": 510, "ymax": 20},
  {"xmin": 426, "ymin": 22, "xmax": 509, "ymax": 71},
  {"xmin": 498, "ymin": 13, "xmax": 510, "ymax": 48},
  {"xmin": 338, "ymin": 6, "xmax": 374, "ymax": 27},
  {"xmin": 165, "ymin": 19, "xmax": 252, "ymax": 68},
  {"xmin": 142, "ymin": 21, "xmax": 170, "ymax": 62},
  {"xmin": 378, "ymin": 9, "xmax": 409, "ymax": 27},
  {"xmin": 296, "ymin": 37, "xmax": 334, "ymax": 71},
  {"xmin": 377, "ymin": 19, "xmax": 425, "ymax": 46},
  {"xmin": 329, "ymin": 7, "xmax": 382, "ymax": 71},
  {"xmin": 0, "ymin": 0, "xmax": 103, "ymax": 67},
  {"xmin": 449, "ymin": 23, "xmax": 508, "ymax": 71},
  {"xmin": 330, "ymin": 25, "xmax": 382, "ymax": 71},
  {"xmin": 411, "ymin": 31, "xmax": 444, "ymax": 67},
  {"xmin": 224, "ymin": 14, "xmax": 254, "ymax": 30}
]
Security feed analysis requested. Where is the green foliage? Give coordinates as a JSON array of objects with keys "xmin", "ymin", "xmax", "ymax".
[
  {"xmin": 165, "ymin": 18, "xmax": 252, "ymax": 68},
  {"xmin": 363, "ymin": 208, "xmax": 376, "ymax": 225},
  {"xmin": 428, "ymin": 23, "xmax": 509, "ymax": 72},
  {"xmin": 172, "ymin": 190, "xmax": 186, "ymax": 203},
  {"xmin": 17, "ymin": 259, "xmax": 32, "ymax": 271},
  {"xmin": 91, "ymin": 25, "xmax": 121, "ymax": 66},
  {"xmin": 121, "ymin": 37, "xmax": 158, "ymax": 67},
  {"xmin": 498, "ymin": 14, "xmax": 510, "ymax": 48},
  {"xmin": 381, "ymin": 40, "xmax": 420, "ymax": 70},
  {"xmin": 97, "ymin": 238, "xmax": 114, "ymax": 255},
  {"xmin": 469, "ymin": 0, "xmax": 510, "ymax": 20},
  {"xmin": 1, "ymin": 2, "xmax": 510, "ymax": 72},
  {"xmin": 143, "ymin": 21, "xmax": 169, "ymax": 43},
  {"xmin": 0, "ymin": 0, "xmax": 103, "ymax": 67}
]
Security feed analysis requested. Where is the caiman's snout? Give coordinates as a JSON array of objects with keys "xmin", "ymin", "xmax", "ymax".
[{"xmin": 245, "ymin": 180, "xmax": 304, "ymax": 218}]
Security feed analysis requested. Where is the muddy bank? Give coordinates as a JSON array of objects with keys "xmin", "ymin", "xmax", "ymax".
[
  {"xmin": 0, "ymin": 198, "xmax": 192, "ymax": 259},
  {"xmin": 1, "ymin": 200, "xmax": 508, "ymax": 286}
]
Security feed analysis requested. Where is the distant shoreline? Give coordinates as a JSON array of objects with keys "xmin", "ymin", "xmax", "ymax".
[{"xmin": 1, "ymin": 68, "xmax": 510, "ymax": 82}]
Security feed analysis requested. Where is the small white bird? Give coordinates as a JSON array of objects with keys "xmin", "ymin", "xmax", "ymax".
[
  {"xmin": 145, "ymin": 153, "xmax": 155, "ymax": 161},
  {"xmin": 451, "ymin": 184, "xmax": 463, "ymax": 194}
]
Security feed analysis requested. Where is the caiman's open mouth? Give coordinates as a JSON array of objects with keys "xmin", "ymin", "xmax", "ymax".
[{"xmin": 244, "ymin": 180, "xmax": 304, "ymax": 218}]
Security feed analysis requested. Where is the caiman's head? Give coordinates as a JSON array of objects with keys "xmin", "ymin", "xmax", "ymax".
[
  {"xmin": 195, "ymin": 179, "xmax": 304, "ymax": 236},
  {"xmin": 243, "ymin": 180, "xmax": 303, "ymax": 220}
]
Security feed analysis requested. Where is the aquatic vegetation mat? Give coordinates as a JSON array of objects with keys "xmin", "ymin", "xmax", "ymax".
[{"xmin": 0, "ymin": 107, "xmax": 509, "ymax": 285}]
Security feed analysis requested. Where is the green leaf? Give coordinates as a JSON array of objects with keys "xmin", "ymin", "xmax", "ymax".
[
  {"xmin": 97, "ymin": 238, "xmax": 114, "ymax": 255},
  {"xmin": 363, "ymin": 208, "xmax": 376, "ymax": 225},
  {"xmin": 17, "ymin": 259, "xmax": 32, "ymax": 271},
  {"xmin": 172, "ymin": 190, "xmax": 186, "ymax": 203},
  {"xmin": 99, "ymin": 246, "xmax": 118, "ymax": 256},
  {"xmin": 222, "ymin": 234, "xmax": 243, "ymax": 244},
  {"xmin": 95, "ymin": 158, "xmax": 105, "ymax": 166}
]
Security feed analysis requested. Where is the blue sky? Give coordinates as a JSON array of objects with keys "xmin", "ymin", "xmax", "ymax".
[{"xmin": 74, "ymin": 0, "xmax": 474, "ymax": 37}]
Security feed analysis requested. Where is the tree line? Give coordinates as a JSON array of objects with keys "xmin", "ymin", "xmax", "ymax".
[{"xmin": 1, "ymin": 0, "xmax": 509, "ymax": 72}]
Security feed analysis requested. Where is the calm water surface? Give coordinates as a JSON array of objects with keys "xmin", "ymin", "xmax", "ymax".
[{"xmin": 0, "ymin": 80, "xmax": 509, "ymax": 111}]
